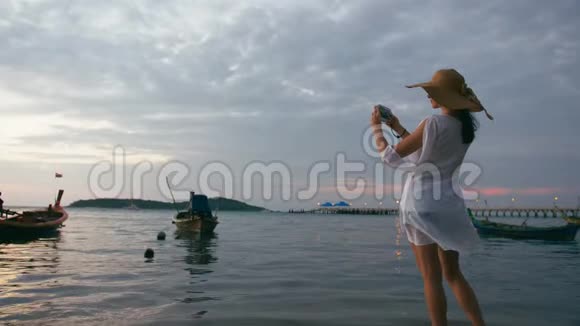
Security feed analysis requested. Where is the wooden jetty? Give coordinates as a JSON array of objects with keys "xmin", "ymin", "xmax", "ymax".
[{"xmin": 289, "ymin": 207, "xmax": 580, "ymax": 218}]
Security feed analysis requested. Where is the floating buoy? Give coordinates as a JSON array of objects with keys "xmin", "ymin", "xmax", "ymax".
[
  {"xmin": 144, "ymin": 248, "xmax": 155, "ymax": 259},
  {"xmin": 157, "ymin": 231, "xmax": 166, "ymax": 240}
]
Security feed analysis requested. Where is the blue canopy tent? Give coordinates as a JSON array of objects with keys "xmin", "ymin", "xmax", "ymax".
[
  {"xmin": 334, "ymin": 201, "xmax": 350, "ymax": 207},
  {"xmin": 320, "ymin": 202, "xmax": 333, "ymax": 207}
]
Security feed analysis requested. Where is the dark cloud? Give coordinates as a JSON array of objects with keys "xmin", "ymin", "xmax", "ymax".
[{"xmin": 1, "ymin": 0, "xmax": 579, "ymax": 207}]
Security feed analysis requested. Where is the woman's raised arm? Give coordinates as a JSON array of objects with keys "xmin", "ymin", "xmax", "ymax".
[{"xmin": 371, "ymin": 107, "xmax": 426, "ymax": 159}]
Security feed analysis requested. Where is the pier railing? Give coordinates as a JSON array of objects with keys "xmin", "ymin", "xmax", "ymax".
[
  {"xmin": 468, "ymin": 208, "xmax": 579, "ymax": 218},
  {"xmin": 288, "ymin": 207, "xmax": 580, "ymax": 217}
]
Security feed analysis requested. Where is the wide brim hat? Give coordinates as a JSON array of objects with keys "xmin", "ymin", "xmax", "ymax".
[{"xmin": 406, "ymin": 69, "xmax": 494, "ymax": 120}]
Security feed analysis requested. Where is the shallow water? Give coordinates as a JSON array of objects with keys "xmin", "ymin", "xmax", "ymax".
[{"xmin": 0, "ymin": 209, "xmax": 578, "ymax": 325}]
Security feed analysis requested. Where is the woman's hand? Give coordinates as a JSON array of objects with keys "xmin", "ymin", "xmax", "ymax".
[
  {"xmin": 371, "ymin": 106, "xmax": 388, "ymax": 153},
  {"xmin": 370, "ymin": 106, "xmax": 382, "ymax": 126},
  {"xmin": 371, "ymin": 106, "xmax": 403, "ymax": 134},
  {"xmin": 386, "ymin": 114, "xmax": 403, "ymax": 133}
]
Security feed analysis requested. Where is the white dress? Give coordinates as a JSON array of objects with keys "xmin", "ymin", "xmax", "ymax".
[{"xmin": 380, "ymin": 114, "xmax": 479, "ymax": 254}]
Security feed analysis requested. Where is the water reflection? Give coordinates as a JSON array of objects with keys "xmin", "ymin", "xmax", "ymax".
[
  {"xmin": 394, "ymin": 217, "xmax": 403, "ymax": 274},
  {"xmin": 0, "ymin": 229, "xmax": 61, "ymax": 245},
  {"xmin": 173, "ymin": 231, "xmax": 219, "ymax": 309},
  {"xmin": 525, "ymin": 238, "xmax": 580, "ymax": 255},
  {"xmin": 174, "ymin": 231, "xmax": 218, "ymax": 267},
  {"xmin": 0, "ymin": 230, "xmax": 62, "ymax": 293}
]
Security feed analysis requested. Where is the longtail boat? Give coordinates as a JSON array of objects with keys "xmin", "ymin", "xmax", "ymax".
[
  {"xmin": 173, "ymin": 192, "xmax": 218, "ymax": 234},
  {"xmin": 468, "ymin": 209, "xmax": 578, "ymax": 241},
  {"xmin": 0, "ymin": 190, "xmax": 68, "ymax": 231}
]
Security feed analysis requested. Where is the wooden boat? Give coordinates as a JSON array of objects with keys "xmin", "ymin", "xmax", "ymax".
[
  {"xmin": 0, "ymin": 190, "xmax": 68, "ymax": 231},
  {"xmin": 173, "ymin": 192, "xmax": 218, "ymax": 234},
  {"xmin": 468, "ymin": 209, "xmax": 578, "ymax": 241}
]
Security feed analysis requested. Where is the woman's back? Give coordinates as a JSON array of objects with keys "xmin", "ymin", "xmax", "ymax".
[{"xmin": 416, "ymin": 114, "xmax": 470, "ymax": 182}]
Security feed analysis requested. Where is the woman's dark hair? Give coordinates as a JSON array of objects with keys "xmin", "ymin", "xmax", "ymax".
[{"xmin": 456, "ymin": 109, "xmax": 478, "ymax": 144}]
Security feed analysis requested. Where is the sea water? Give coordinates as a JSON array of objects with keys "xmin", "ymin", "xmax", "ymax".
[{"xmin": 0, "ymin": 209, "xmax": 578, "ymax": 325}]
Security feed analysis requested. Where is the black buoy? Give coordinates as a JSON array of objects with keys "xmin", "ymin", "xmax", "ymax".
[
  {"xmin": 157, "ymin": 231, "xmax": 166, "ymax": 240},
  {"xmin": 144, "ymin": 248, "xmax": 155, "ymax": 259}
]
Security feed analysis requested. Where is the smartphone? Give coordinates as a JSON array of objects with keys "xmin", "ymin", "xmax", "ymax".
[{"xmin": 376, "ymin": 104, "xmax": 393, "ymax": 122}]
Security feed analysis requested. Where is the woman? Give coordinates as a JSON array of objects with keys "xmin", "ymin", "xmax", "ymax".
[{"xmin": 371, "ymin": 69, "xmax": 492, "ymax": 326}]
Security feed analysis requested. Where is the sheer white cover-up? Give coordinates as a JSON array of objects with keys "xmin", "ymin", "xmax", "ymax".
[{"xmin": 380, "ymin": 114, "xmax": 479, "ymax": 253}]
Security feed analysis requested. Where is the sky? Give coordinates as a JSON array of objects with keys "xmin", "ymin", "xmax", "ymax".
[{"xmin": 1, "ymin": 0, "xmax": 579, "ymax": 209}]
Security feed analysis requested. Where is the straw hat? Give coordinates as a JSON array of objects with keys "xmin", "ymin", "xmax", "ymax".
[{"xmin": 406, "ymin": 69, "xmax": 494, "ymax": 120}]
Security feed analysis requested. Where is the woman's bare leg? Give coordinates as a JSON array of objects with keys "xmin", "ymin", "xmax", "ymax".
[
  {"xmin": 437, "ymin": 248, "xmax": 485, "ymax": 326},
  {"xmin": 411, "ymin": 243, "xmax": 447, "ymax": 326}
]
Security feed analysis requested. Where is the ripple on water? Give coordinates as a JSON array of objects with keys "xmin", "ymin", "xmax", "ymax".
[{"xmin": 0, "ymin": 212, "xmax": 579, "ymax": 325}]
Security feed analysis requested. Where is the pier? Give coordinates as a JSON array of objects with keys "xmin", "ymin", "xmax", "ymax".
[
  {"xmin": 288, "ymin": 207, "xmax": 580, "ymax": 218},
  {"xmin": 469, "ymin": 207, "xmax": 579, "ymax": 218},
  {"xmin": 289, "ymin": 208, "xmax": 399, "ymax": 215}
]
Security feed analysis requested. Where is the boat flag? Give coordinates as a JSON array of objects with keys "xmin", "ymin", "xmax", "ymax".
[{"xmin": 55, "ymin": 173, "xmax": 63, "ymax": 178}]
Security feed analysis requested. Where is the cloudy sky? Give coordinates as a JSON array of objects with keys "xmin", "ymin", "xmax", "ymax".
[{"xmin": 1, "ymin": 0, "xmax": 579, "ymax": 209}]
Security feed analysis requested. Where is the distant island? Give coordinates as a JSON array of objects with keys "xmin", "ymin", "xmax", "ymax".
[{"xmin": 68, "ymin": 197, "xmax": 265, "ymax": 211}]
